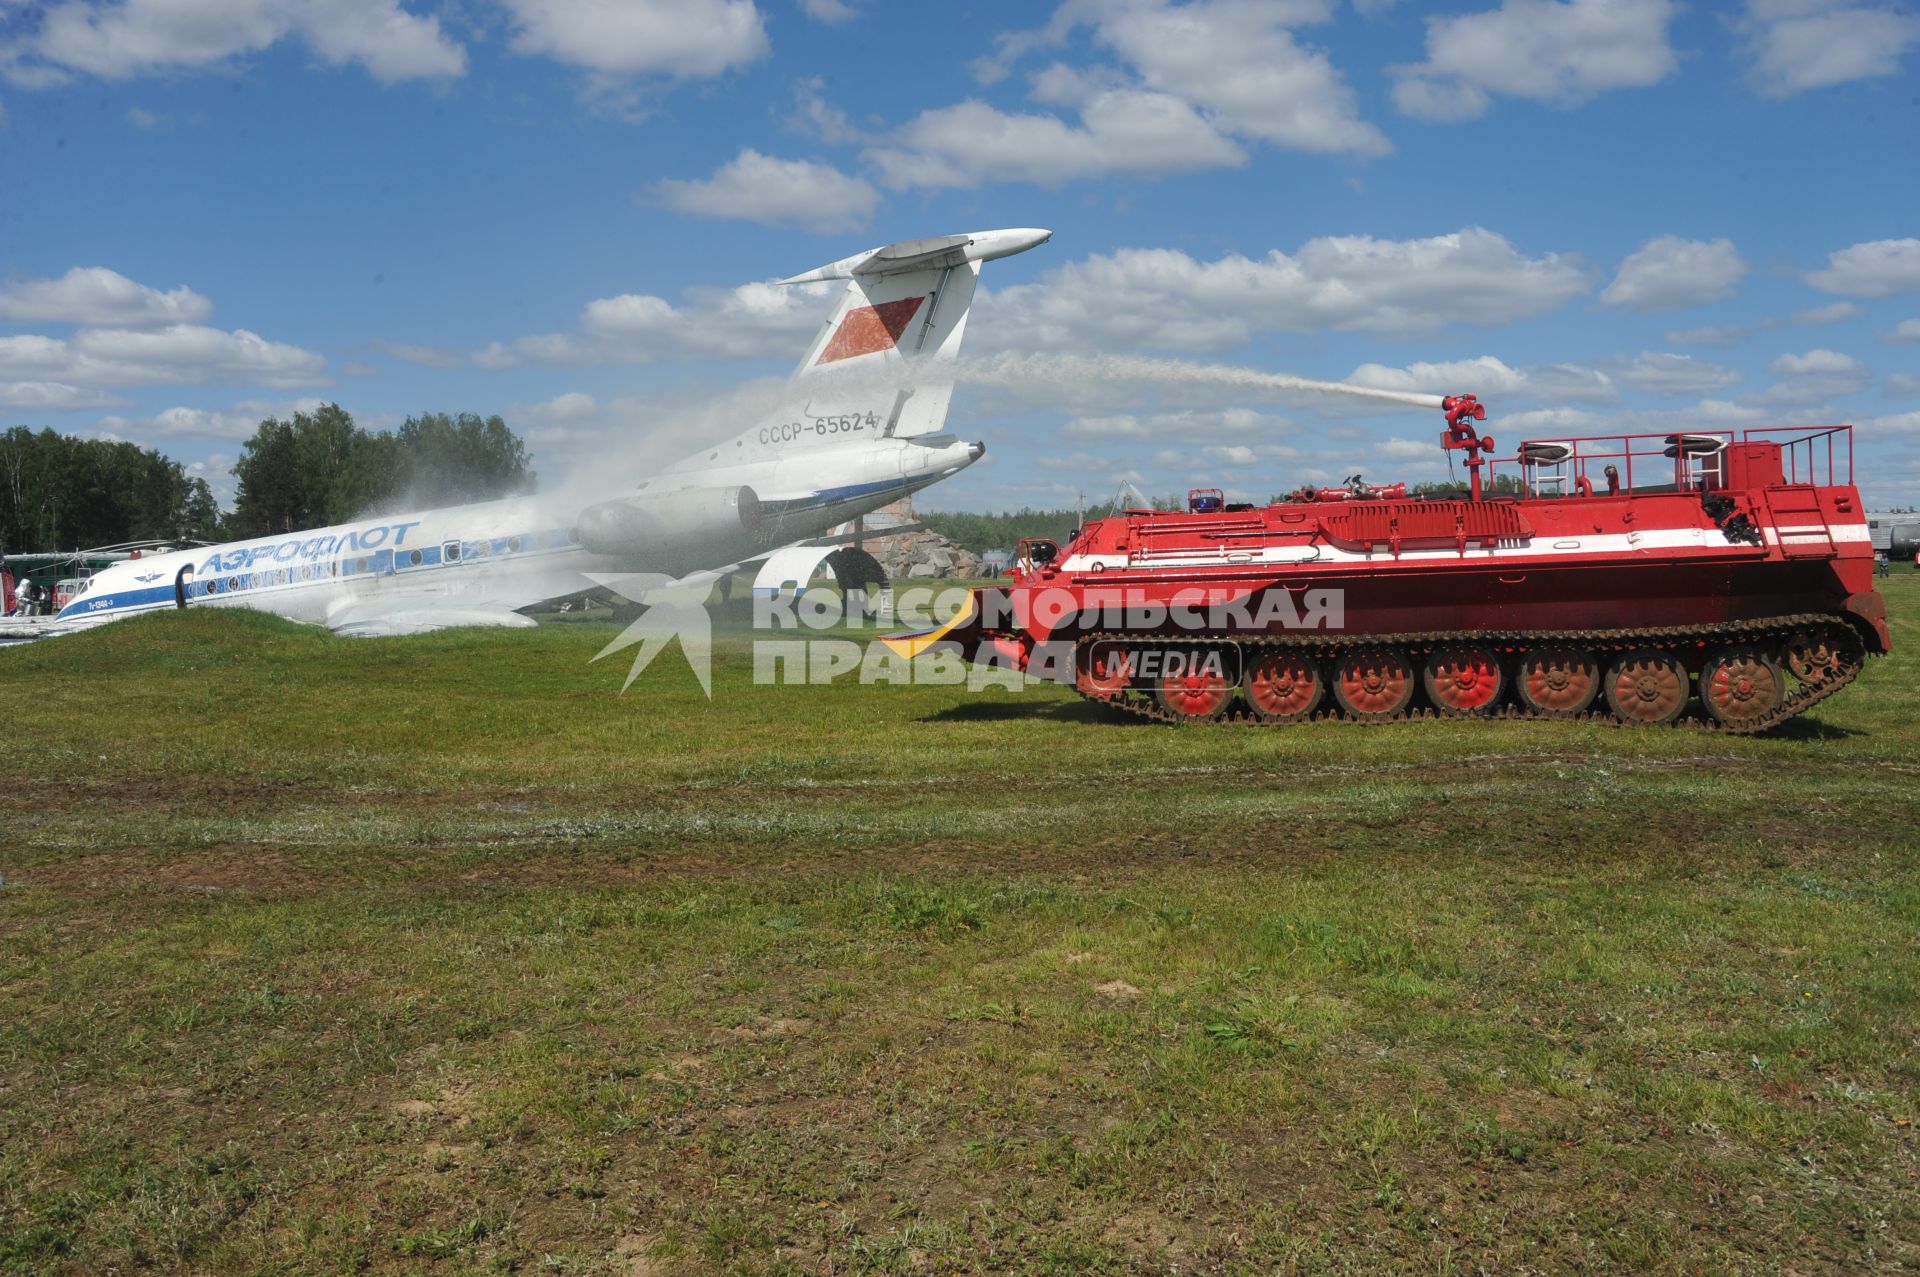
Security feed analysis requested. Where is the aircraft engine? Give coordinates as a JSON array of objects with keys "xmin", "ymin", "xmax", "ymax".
[{"xmin": 577, "ymin": 485, "xmax": 763, "ymax": 559}]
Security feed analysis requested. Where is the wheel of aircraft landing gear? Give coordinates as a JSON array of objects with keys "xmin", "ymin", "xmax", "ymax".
[
  {"xmin": 1603, "ymin": 648, "xmax": 1690, "ymax": 725},
  {"xmin": 825, "ymin": 546, "xmax": 887, "ymax": 594},
  {"xmin": 1516, "ymin": 646, "xmax": 1600, "ymax": 715},
  {"xmin": 1422, "ymin": 644, "xmax": 1506, "ymax": 717},
  {"xmin": 1700, "ymin": 646, "xmax": 1785, "ymax": 727},
  {"xmin": 1243, "ymin": 650, "xmax": 1323, "ymax": 722},
  {"xmin": 1331, "ymin": 648, "xmax": 1415, "ymax": 721}
]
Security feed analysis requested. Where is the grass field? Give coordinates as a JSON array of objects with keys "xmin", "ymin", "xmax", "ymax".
[{"xmin": 3, "ymin": 575, "xmax": 1918, "ymax": 1275}]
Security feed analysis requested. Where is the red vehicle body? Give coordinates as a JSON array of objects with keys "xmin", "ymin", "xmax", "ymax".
[{"xmin": 890, "ymin": 397, "xmax": 1888, "ymax": 731}]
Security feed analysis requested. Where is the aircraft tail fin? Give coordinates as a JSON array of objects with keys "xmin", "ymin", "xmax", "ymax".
[{"xmin": 778, "ymin": 228, "xmax": 1048, "ymax": 438}]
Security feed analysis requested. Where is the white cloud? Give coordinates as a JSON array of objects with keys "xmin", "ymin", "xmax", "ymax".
[
  {"xmin": 1804, "ymin": 238, "xmax": 1920, "ymax": 298},
  {"xmin": 1794, "ymin": 300, "xmax": 1861, "ymax": 324},
  {"xmin": 476, "ymin": 276, "xmax": 839, "ymax": 369},
  {"xmin": 1884, "ymin": 318, "xmax": 1920, "ymax": 343},
  {"xmin": 1887, "ymin": 372, "xmax": 1920, "ymax": 396},
  {"xmin": 869, "ymin": 91, "xmax": 1245, "ymax": 189},
  {"xmin": 1346, "ymin": 355, "xmax": 1618, "ymax": 404},
  {"xmin": 1392, "ymin": 0, "xmax": 1677, "ymax": 122},
  {"xmin": 184, "ymin": 453, "xmax": 238, "ymax": 507},
  {"xmin": 96, "ymin": 396, "xmax": 329, "ymax": 440},
  {"xmin": 515, "ymin": 390, "xmax": 601, "ymax": 426},
  {"xmin": 6, "ymin": 0, "xmax": 466, "ymax": 85},
  {"xmin": 0, "ymin": 266, "xmax": 212, "ymax": 327},
  {"xmin": 1770, "ymin": 348, "xmax": 1869, "ymax": 376},
  {"xmin": 1600, "ymin": 236, "xmax": 1748, "ymax": 312},
  {"xmin": 0, "ymin": 325, "xmax": 326, "ymax": 388},
  {"xmin": 1612, "ymin": 351, "xmax": 1741, "ymax": 394},
  {"xmin": 0, "ymin": 380, "xmax": 128, "ymax": 411},
  {"xmin": 372, "ymin": 340, "xmax": 462, "ymax": 368},
  {"xmin": 499, "ymin": 0, "xmax": 767, "ymax": 77},
  {"xmin": 1767, "ymin": 347, "xmax": 1871, "ymax": 399},
  {"xmin": 1062, "ymin": 407, "xmax": 1292, "ymax": 442},
  {"xmin": 1859, "ymin": 409, "xmax": 1920, "ymax": 433},
  {"xmin": 977, "ymin": 228, "xmax": 1588, "ymax": 352},
  {"xmin": 1086, "ymin": 0, "xmax": 1390, "ymax": 157},
  {"xmin": 789, "ymin": 76, "xmax": 861, "ymax": 144},
  {"xmin": 1738, "ymin": 0, "xmax": 1920, "ymax": 96},
  {"xmin": 654, "ymin": 149, "xmax": 880, "ymax": 232},
  {"xmin": 1664, "ymin": 322, "xmax": 1750, "ymax": 347},
  {"xmin": 798, "ymin": 0, "xmax": 858, "ymax": 22},
  {"xmin": 874, "ymin": 0, "xmax": 1384, "ymax": 188},
  {"xmin": 1501, "ymin": 397, "xmax": 1774, "ymax": 437},
  {"xmin": 125, "ymin": 105, "xmax": 160, "ymax": 128}
]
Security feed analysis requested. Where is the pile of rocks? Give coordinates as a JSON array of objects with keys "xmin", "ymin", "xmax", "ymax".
[{"xmin": 856, "ymin": 497, "xmax": 984, "ymax": 580}]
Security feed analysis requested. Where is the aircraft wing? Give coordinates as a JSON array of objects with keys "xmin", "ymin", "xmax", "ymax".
[
  {"xmin": 750, "ymin": 544, "xmax": 843, "ymax": 596},
  {"xmin": 322, "ymin": 560, "xmax": 598, "ymax": 637},
  {"xmin": 587, "ymin": 544, "xmax": 845, "ymax": 605},
  {"xmin": 327, "ymin": 606, "xmax": 541, "ymax": 638}
]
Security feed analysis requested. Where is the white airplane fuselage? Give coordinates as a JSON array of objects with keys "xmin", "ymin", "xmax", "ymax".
[
  {"xmin": 48, "ymin": 227, "xmax": 1049, "ymax": 637},
  {"xmin": 56, "ymin": 433, "xmax": 982, "ymax": 634}
]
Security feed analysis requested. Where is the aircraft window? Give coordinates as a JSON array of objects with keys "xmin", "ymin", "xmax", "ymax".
[
  {"xmin": 507, "ymin": 536, "xmax": 522, "ymax": 552},
  {"xmin": 408, "ymin": 549, "xmax": 423, "ymax": 566},
  {"xmin": 208, "ymin": 579, "xmax": 220, "ymax": 594},
  {"xmin": 356, "ymin": 557, "xmax": 368, "ymax": 573},
  {"xmin": 444, "ymin": 541, "xmax": 461, "ymax": 562},
  {"xmin": 226, "ymin": 577, "xmax": 238, "ymax": 592},
  {"xmin": 475, "ymin": 541, "xmax": 490, "ymax": 557}
]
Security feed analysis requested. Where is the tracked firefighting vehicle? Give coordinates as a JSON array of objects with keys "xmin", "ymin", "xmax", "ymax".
[{"xmin": 888, "ymin": 396, "xmax": 1888, "ymax": 731}]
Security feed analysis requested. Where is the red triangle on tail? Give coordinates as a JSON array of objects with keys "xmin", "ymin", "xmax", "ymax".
[{"xmin": 817, "ymin": 296, "xmax": 925, "ymax": 365}]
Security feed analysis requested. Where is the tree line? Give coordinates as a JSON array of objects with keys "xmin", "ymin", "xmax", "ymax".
[
  {"xmin": 226, "ymin": 406, "xmax": 534, "ymax": 539},
  {"xmin": 0, "ymin": 406, "xmax": 535, "ymax": 553},
  {"xmin": 0, "ymin": 428, "xmax": 222, "ymax": 553}
]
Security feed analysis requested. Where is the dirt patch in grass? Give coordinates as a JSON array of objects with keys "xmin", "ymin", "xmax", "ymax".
[{"xmin": 14, "ymin": 844, "xmax": 324, "ymax": 895}]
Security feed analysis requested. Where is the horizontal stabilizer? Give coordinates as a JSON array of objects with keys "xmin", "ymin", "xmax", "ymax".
[{"xmin": 781, "ymin": 228, "xmax": 1051, "ymax": 285}]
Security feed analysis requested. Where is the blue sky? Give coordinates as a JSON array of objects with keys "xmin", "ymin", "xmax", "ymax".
[{"xmin": 2, "ymin": 0, "xmax": 1917, "ymax": 517}]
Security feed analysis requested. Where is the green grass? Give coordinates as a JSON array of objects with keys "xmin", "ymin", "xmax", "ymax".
[{"xmin": 3, "ymin": 574, "xmax": 1919, "ymax": 1274}]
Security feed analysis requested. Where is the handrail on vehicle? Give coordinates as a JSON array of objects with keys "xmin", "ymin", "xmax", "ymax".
[{"xmin": 1485, "ymin": 424, "xmax": 1853, "ymax": 498}]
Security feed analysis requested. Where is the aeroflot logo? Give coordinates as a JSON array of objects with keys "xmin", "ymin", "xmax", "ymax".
[{"xmin": 198, "ymin": 520, "xmax": 423, "ymax": 575}]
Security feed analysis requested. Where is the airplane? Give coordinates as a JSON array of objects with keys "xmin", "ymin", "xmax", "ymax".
[{"xmin": 35, "ymin": 227, "xmax": 1050, "ymax": 639}]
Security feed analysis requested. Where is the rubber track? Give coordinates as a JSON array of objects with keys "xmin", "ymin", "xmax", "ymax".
[{"xmin": 1072, "ymin": 613, "xmax": 1868, "ymax": 734}]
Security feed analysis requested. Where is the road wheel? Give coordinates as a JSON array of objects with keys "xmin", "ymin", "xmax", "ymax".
[
  {"xmin": 1152, "ymin": 649, "xmax": 1234, "ymax": 721},
  {"xmin": 1244, "ymin": 650, "xmax": 1323, "ymax": 722},
  {"xmin": 1701, "ymin": 646, "xmax": 1785, "ymax": 726},
  {"xmin": 1423, "ymin": 644, "xmax": 1505, "ymax": 716},
  {"xmin": 1515, "ymin": 646, "xmax": 1599, "ymax": 714},
  {"xmin": 1604, "ymin": 648, "xmax": 1689, "ymax": 724},
  {"xmin": 1075, "ymin": 643, "xmax": 1134, "ymax": 700},
  {"xmin": 1331, "ymin": 648, "xmax": 1415, "ymax": 721}
]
